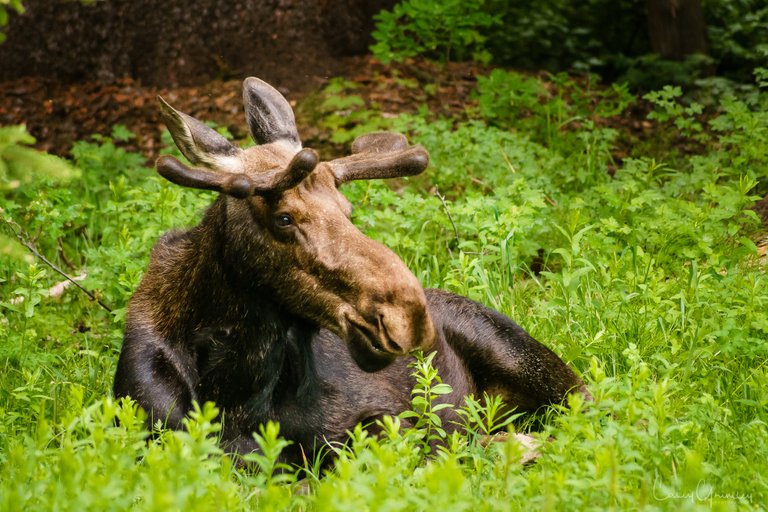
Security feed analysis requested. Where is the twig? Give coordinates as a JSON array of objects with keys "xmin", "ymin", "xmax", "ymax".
[
  {"xmin": 1, "ymin": 217, "xmax": 113, "ymax": 313},
  {"xmin": 499, "ymin": 147, "xmax": 517, "ymax": 174},
  {"xmin": 469, "ymin": 176, "xmax": 492, "ymax": 192},
  {"xmin": 57, "ymin": 236, "xmax": 76, "ymax": 270},
  {"xmin": 434, "ymin": 186, "xmax": 460, "ymax": 248}
]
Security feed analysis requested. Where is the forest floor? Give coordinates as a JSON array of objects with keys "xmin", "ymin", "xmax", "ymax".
[
  {"xmin": 2, "ymin": 56, "xmax": 766, "ymax": 225},
  {"xmin": 0, "ymin": 57, "xmax": 486, "ymax": 159}
]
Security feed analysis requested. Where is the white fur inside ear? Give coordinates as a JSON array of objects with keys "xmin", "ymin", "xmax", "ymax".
[
  {"xmin": 158, "ymin": 95, "xmax": 240, "ymax": 170},
  {"xmin": 174, "ymin": 124, "xmax": 242, "ymax": 171},
  {"xmin": 176, "ymin": 122, "xmax": 243, "ymax": 172},
  {"xmin": 209, "ymin": 154, "xmax": 244, "ymax": 173},
  {"xmin": 171, "ymin": 125, "xmax": 198, "ymax": 157},
  {"xmin": 274, "ymin": 138, "xmax": 302, "ymax": 153}
]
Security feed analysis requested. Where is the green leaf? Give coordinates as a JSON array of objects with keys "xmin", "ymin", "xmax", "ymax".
[
  {"xmin": 431, "ymin": 383, "xmax": 454, "ymax": 395},
  {"xmin": 110, "ymin": 124, "xmax": 135, "ymax": 142}
]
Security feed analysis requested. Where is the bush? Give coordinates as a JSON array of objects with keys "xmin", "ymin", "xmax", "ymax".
[
  {"xmin": 371, "ymin": 0, "xmax": 499, "ymax": 65},
  {"xmin": 371, "ymin": 0, "xmax": 767, "ymax": 86}
]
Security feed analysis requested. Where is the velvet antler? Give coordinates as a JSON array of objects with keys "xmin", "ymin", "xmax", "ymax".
[
  {"xmin": 156, "ymin": 148, "xmax": 318, "ymax": 198},
  {"xmin": 328, "ymin": 132, "xmax": 429, "ymax": 185}
]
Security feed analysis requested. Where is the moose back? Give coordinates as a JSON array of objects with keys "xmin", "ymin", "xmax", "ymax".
[{"xmin": 113, "ymin": 77, "xmax": 589, "ymax": 462}]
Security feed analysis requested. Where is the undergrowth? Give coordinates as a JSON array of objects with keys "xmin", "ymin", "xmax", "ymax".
[{"xmin": 1, "ymin": 67, "xmax": 767, "ymax": 510}]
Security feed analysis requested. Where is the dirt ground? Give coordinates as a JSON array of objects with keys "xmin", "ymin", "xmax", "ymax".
[
  {"xmin": 0, "ymin": 57, "xmax": 487, "ymax": 160},
  {"xmin": 1, "ymin": 55, "xmax": 766, "ymax": 228}
]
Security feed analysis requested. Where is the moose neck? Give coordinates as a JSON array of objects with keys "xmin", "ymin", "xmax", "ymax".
[
  {"xmin": 136, "ymin": 195, "xmax": 320, "ymax": 412},
  {"xmin": 147, "ymin": 196, "xmax": 302, "ymax": 350}
]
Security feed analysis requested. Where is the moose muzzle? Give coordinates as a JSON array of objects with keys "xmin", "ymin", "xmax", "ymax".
[{"xmin": 338, "ymin": 237, "xmax": 437, "ymax": 372}]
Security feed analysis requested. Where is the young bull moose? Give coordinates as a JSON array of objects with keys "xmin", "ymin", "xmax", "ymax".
[{"xmin": 114, "ymin": 77, "xmax": 589, "ymax": 462}]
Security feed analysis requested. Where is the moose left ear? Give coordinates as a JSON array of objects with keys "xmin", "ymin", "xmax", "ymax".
[{"xmin": 157, "ymin": 96, "xmax": 242, "ymax": 171}]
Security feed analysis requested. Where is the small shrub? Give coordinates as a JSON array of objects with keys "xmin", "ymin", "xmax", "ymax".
[{"xmin": 371, "ymin": 0, "xmax": 499, "ymax": 65}]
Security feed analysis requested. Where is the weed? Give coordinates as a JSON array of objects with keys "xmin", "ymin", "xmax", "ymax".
[{"xmin": 399, "ymin": 350, "xmax": 455, "ymax": 455}]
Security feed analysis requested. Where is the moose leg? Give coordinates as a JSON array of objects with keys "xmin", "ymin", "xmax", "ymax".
[
  {"xmin": 113, "ymin": 326, "xmax": 198, "ymax": 430},
  {"xmin": 426, "ymin": 289, "xmax": 590, "ymax": 412}
]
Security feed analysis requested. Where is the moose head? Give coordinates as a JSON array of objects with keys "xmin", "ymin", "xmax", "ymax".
[{"xmin": 155, "ymin": 77, "xmax": 436, "ymax": 371}]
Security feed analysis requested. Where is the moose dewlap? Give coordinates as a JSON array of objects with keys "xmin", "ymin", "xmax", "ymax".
[{"xmin": 113, "ymin": 77, "xmax": 588, "ymax": 462}]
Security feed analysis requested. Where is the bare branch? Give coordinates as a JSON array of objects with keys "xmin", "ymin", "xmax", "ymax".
[
  {"xmin": 434, "ymin": 186, "xmax": 459, "ymax": 249},
  {"xmin": 1, "ymin": 216, "xmax": 113, "ymax": 313}
]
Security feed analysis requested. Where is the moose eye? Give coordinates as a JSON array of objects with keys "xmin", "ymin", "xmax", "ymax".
[{"xmin": 274, "ymin": 213, "xmax": 293, "ymax": 228}]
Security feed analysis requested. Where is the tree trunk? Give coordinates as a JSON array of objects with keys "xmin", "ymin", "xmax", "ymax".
[{"xmin": 646, "ymin": 0, "xmax": 708, "ymax": 60}]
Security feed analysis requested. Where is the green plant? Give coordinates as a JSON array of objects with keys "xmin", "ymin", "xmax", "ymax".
[
  {"xmin": 457, "ymin": 392, "xmax": 522, "ymax": 438},
  {"xmin": 239, "ymin": 421, "xmax": 296, "ymax": 489},
  {"xmin": 0, "ymin": 0, "xmax": 23, "ymax": 43},
  {"xmin": 705, "ymin": 0, "xmax": 768, "ymax": 82},
  {"xmin": 644, "ymin": 85, "xmax": 704, "ymax": 137},
  {"xmin": 473, "ymin": 69, "xmax": 631, "ymax": 163},
  {"xmin": 317, "ymin": 80, "xmax": 392, "ymax": 144},
  {"xmin": 371, "ymin": 0, "xmax": 765, "ymax": 87},
  {"xmin": 399, "ymin": 350, "xmax": 455, "ymax": 455},
  {"xmin": 2, "ymin": 65, "xmax": 768, "ymax": 509},
  {"xmin": 371, "ymin": 0, "xmax": 498, "ymax": 65},
  {"xmin": 475, "ymin": 69, "xmax": 548, "ymax": 127},
  {"xmin": 614, "ymin": 53, "xmax": 715, "ymax": 91},
  {"xmin": 0, "ymin": 125, "xmax": 77, "ymax": 191}
]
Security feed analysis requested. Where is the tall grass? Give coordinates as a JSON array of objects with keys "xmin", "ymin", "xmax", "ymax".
[{"xmin": 1, "ymin": 70, "xmax": 766, "ymax": 509}]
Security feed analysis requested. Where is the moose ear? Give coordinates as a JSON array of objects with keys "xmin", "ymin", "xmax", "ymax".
[
  {"xmin": 157, "ymin": 96, "xmax": 241, "ymax": 171},
  {"xmin": 242, "ymin": 77, "xmax": 301, "ymax": 148}
]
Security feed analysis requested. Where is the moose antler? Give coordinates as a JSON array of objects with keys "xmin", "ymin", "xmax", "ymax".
[
  {"xmin": 328, "ymin": 132, "xmax": 429, "ymax": 185},
  {"xmin": 156, "ymin": 148, "xmax": 318, "ymax": 198}
]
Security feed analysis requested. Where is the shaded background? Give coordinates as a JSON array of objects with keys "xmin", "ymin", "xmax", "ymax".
[
  {"xmin": 2, "ymin": 0, "xmax": 766, "ymax": 90},
  {"xmin": 0, "ymin": 0, "xmax": 766, "ymax": 160},
  {"xmin": 0, "ymin": 0, "xmax": 396, "ymax": 91}
]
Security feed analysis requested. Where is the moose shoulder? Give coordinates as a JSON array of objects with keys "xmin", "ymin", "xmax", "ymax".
[{"xmin": 113, "ymin": 77, "xmax": 589, "ymax": 461}]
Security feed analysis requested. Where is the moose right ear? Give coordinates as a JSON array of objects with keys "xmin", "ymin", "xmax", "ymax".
[{"xmin": 157, "ymin": 96, "xmax": 242, "ymax": 171}]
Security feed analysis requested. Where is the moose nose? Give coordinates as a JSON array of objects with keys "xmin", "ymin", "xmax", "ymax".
[
  {"xmin": 377, "ymin": 304, "xmax": 436, "ymax": 355},
  {"xmin": 342, "ymin": 275, "xmax": 436, "ymax": 372},
  {"xmin": 376, "ymin": 313, "xmax": 406, "ymax": 354}
]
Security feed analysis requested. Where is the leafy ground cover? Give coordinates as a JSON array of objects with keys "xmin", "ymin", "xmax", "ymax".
[{"xmin": 1, "ymin": 65, "xmax": 767, "ymax": 510}]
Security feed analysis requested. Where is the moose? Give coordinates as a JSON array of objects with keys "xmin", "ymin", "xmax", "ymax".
[{"xmin": 114, "ymin": 77, "xmax": 589, "ymax": 463}]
